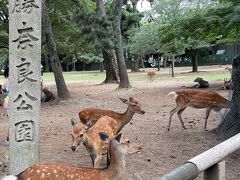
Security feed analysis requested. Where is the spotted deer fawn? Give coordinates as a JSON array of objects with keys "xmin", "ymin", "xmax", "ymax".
[
  {"xmin": 70, "ymin": 116, "xmax": 141, "ymax": 168},
  {"xmin": 78, "ymin": 97, "xmax": 145, "ymax": 133},
  {"xmin": 4, "ymin": 132, "xmax": 141, "ymax": 180},
  {"xmin": 147, "ymin": 70, "xmax": 156, "ymax": 82},
  {"xmin": 168, "ymin": 89, "xmax": 230, "ymax": 130}
]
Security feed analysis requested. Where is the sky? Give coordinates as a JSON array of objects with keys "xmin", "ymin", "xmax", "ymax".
[{"xmin": 136, "ymin": 0, "xmax": 151, "ymax": 12}]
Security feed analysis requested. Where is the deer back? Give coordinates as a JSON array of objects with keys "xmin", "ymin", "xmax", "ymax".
[
  {"xmin": 176, "ymin": 89, "xmax": 229, "ymax": 109},
  {"xmin": 79, "ymin": 108, "xmax": 121, "ymax": 125}
]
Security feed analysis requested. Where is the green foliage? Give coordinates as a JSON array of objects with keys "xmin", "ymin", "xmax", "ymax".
[
  {"xmin": 129, "ymin": 23, "xmax": 161, "ymax": 55},
  {"xmin": 77, "ymin": 52, "xmax": 103, "ymax": 63}
]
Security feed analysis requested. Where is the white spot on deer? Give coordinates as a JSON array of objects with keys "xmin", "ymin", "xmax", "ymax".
[
  {"xmin": 41, "ymin": 173, "xmax": 45, "ymax": 178},
  {"xmin": 54, "ymin": 170, "xmax": 57, "ymax": 174},
  {"xmin": 36, "ymin": 170, "xmax": 40, "ymax": 173}
]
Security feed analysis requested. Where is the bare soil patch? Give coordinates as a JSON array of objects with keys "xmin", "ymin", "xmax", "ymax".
[{"xmin": 0, "ymin": 69, "xmax": 239, "ymax": 179}]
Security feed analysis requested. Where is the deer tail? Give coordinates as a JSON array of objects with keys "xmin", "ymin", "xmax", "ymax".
[
  {"xmin": 168, "ymin": 91, "xmax": 178, "ymax": 100},
  {"xmin": 1, "ymin": 175, "xmax": 18, "ymax": 180}
]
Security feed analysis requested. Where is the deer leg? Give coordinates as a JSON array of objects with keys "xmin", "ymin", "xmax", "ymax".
[
  {"xmin": 94, "ymin": 153, "xmax": 103, "ymax": 168},
  {"xmin": 90, "ymin": 154, "xmax": 96, "ymax": 167},
  {"xmin": 204, "ymin": 107, "xmax": 212, "ymax": 129},
  {"xmin": 106, "ymin": 149, "xmax": 110, "ymax": 166},
  {"xmin": 177, "ymin": 107, "xmax": 187, "ymax": 129},
  {"xmin": 168, "ymin": 107, "xmax": 178, "ymax": 131}
]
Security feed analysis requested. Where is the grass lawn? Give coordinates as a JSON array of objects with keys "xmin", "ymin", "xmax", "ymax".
[{"xmin": 0, "ymin": 65, "xmax": 231, "ymax": 83}]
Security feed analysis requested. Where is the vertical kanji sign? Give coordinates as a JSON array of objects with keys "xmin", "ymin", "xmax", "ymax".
[{"xmin": 9, "ymin": 0, "xmax": 41, "ymax": 175}]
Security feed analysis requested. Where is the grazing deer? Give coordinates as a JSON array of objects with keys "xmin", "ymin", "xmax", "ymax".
[
  {"xmin": 147, "ymin": 70, "xmax": 156, "ymax": 82},
  {"xmin": 70, "ymin": 117, "xmax": 141, "ymax": 168},
  {"xmin": 193, "ymin": 77, "xmax": 209, "ymax": 88},
  {"xmin": 79, "ymin": 97, "xmax": 145, "ymax": 133},
  {"xmin": 6, "ymin": 132, "xmax": 141, "ymax": 180},
  {"xmin": 167, "ymin": 89, "xmax": 230, "ymax": 131}
]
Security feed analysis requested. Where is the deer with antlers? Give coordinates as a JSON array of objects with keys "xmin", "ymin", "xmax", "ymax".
[
  {"xmin": 167, "ymin": 89, "xmax": 230, "ymax": 131},
  {"xmin": 70, "ymin": 116, "xmax": 141, "ymax": 168},
  {"xmin": 3, "ymin": 132, "xmax": 141, "ymax": 180},
  {"xmin": 78, "ymin": 97, "xmax": 145, "ymax": 133}
]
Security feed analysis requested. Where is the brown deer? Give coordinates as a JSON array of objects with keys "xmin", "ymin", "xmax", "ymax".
[
  {"xmin": 147, "ymin": 71, "xmax": 156, "ymax": 82},
  {"xmin": 167, "ymin": 89, "xmax": 230, "ymax": 131},
  {"xmin": 70, "ymin": 116, "xmax": 141, "ymax": 168},
  {"xmin": 218, "ymin": 78, "xmax": 232, "ymax": 90},
  {"xmin": 78, "ymin": 97, "xmax": 145, "ymax": 133},
  {"xmin": 7, "ymin": 132, "xmax": 141, "ymax": 180},
  {"xmin": 193, "ymin": 77, "xmax": 209, "ymax": 88}
]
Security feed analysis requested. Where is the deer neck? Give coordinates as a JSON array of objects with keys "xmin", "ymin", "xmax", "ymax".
[
  {"xmin": 107, "ymin": 144, "xmax": 126, "ymax": 180},
  {"xmin": 117, "ymin": 107, "xmax": 134, "ymax": 133}
]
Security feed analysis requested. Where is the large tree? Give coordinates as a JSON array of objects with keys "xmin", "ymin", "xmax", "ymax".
[
  {"xmin": 112, "ymin": 0, "xmax": 131, "ymax": 88},
  {"xmin": 42, "ymin": 0, "xmax": 71, "ymax": 99}
]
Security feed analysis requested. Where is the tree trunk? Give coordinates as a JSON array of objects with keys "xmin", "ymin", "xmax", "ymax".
[
  {"xmin": 72, "ymin": 61, "xmax": 76, "ymax": 71},
  {"xmin": 82, "ymin": 61, "xmax": 86, "ymax": 71},
  {"xmin": 42, "ymin": 0, "xmax": 71, "ymax": 99},
  {"xmin": 171, "ymin": 57, "xmax": 175, "ymax": 77},
  {"xmin": 157, "ymin": 57, "xmax": 160, "ymax": 71},
  {"xmin": 100, "ymin": 62, "xmax": 104, "ymax": 72},
  {"xmin": 96, "ymin": 0, "xmax": 119, "ymax": 83},
  {"xmin": 113, "ymin": 0, "xmax": 131, "ymax": 88},
  {"xmin": 192, "ymin": 50, "xmax": 198, "ymax": 72},
  {"xmin": 102, "ymin": 49, "xmax": 119, "ymax": 83},
  {"xmin": 131, "ymin": 55, "xmax": 140, "ymax": 72},
  {"xmin": 139, "ymin": 56, "xmax": 145, "ymax": 68},
  {"xmin": 44, "ymin": 53, "xmax": 50, "ymax": 72},
  {"xmin": 217, "ymin": 55, "xmax": 240, "ymax": 139}
]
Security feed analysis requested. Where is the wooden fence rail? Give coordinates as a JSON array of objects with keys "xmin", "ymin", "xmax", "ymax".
[{"xmin": 157, "ymin": 133, "xmax": 240, "ymax": 180}]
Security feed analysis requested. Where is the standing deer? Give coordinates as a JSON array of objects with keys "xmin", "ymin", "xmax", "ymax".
[
  {"xmin": 70, "ymin": 116, "xmax": 141, "ymax": 168},
  {"xmin": 4, "ymin": 132, "xmax": 141, "ymax": 180},
  {"xmin": 167, "ymin": 89, "xmax": 230, "ymax": 131},
  {"xmin": 78, "ymin": 97, "xmax": 145, "ymax": 133},
  {"xmin": 147, "ymin": 70, "xmax": 156, "ymax": 82}
]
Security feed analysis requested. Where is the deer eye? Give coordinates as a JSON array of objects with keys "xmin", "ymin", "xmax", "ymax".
[
  {"xmin": 80, "ymin": 134, "xmax": 83, "ymax": 138},
  {"xmin": 127, "ymin": 140, "xmax": 130, "ymax": 143}
]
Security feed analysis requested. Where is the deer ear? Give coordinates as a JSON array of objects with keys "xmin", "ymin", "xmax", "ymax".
[
  {"xmin": 119, "ymin": 98, "xmax": 128, "ymax": 104},
  {"xmin": 115, "ymin": 133, "xmax": 122, "ymax": 143},
  {"xmin": 99, "ymin": 132, "xmax": 109, "ymax": 143},
  {"xmin": 86, "ymin": 120, "xmax": 93, "ymax": 128},
  {"xmin": 71, "ymin": 118, "xmax": 77, "ymax": 126}
]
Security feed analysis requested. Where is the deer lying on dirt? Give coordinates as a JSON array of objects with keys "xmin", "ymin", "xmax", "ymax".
[
  {"xmin": 79, "ymin": 97, "xmax": 145, "ymax": 133},
  {"xmin": 147, "ymin": 71, "xmax": 156, "ymax": 82},
  {"xmin": 193, "ymin": 77, "xmax": 209, "ymax": 88},
  {"xmin": 4, "ymin": 132, "xmax": 141, "ymax": 180},
  {"xmin": 70, "ymin": 116, "xmax": 141, "ymax": 168},
  {"xmin": 167, "ymin": 89, "xmax": 230, "ymax": 131}
]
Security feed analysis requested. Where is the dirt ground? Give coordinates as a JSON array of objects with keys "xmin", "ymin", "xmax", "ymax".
[{"xmin": 0, "ymin": 68, "xmax": 240, "ymax": 180}]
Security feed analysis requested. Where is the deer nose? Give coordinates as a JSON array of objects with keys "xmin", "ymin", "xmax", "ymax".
[
  {"xmin": 71, "ymin": 146, "xmax": 77, "ymax": 151},
  {"xmin": 140, "ymin": 111, "xmax": 145, "ymax": 114}
]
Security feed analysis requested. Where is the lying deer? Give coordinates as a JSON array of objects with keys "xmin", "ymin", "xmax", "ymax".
[
  {"xmin": 218, "ymin": 78, "xmax": 232, "ymax": 90},
  {"xmin": 168, "ymin": 89, "xmax": 230, "ymax": 131},
  {"xmin": 71, "ymin": 116, "xmax": 141, "ymax": 168},
  {"xmin": 193, "ymin": 77, "xmax": 209, "ymax": 88},
  {"xmin": 78, "ymin": 97, "xmax": 145, "ymax": 133},
  {"xmin": 4, "ymin": 132, "xmax": 141, "ymax": 180},
  {"xmin": 147, "ymin": 71, "xmax": 156, "ymax": 82}
]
